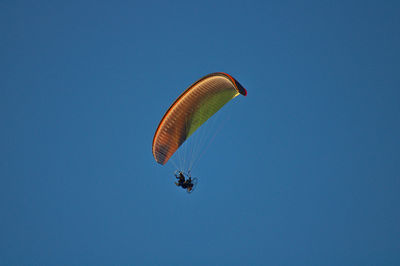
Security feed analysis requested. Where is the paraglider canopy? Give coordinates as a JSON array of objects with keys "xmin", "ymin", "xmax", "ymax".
[{"xmin": 152, "ymin": 72, "xmax": 247, "ymax": 165}]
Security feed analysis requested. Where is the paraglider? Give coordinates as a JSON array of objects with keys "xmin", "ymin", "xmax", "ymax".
[
  {"xmin": 174, "ymin": 171, "xmax": 196, "ymax": 193},
  {"xmin": 152, "ymin": 72, "xmax": 247, "ymax": 192}
]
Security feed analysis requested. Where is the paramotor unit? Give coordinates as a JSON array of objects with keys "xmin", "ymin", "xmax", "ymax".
[{"xmin": 174, "ymin": 170, "xmax": 198, "ymax": 193}]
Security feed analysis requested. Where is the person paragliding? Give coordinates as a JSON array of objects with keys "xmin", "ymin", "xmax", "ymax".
[
  {"xmin": 152, "ymin": 72, "xmax": 247, "ymax": 193},
  {"xmin": 174, "ymin": 171, "xmax": 194, "ymax": 192}
]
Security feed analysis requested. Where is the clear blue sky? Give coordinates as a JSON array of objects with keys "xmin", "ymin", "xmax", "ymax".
[{"xmin": 1, "ymin": 1, "xmax": 400, "ymax": 265}]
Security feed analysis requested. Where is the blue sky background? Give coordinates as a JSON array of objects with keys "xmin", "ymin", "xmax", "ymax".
[{"xmin": 1, "ymin": 1, "xmax": 400, "ymax": 265}]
